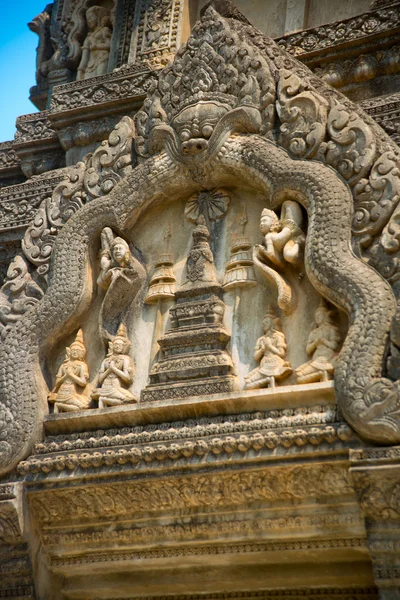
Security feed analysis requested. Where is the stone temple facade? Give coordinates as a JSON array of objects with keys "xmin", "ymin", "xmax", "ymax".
[{"xmin": 1, "ymin": 0, "xmax": 400, "ymax": 597}]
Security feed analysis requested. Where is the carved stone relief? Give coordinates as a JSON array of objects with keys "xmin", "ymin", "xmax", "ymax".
[
  {"xmin": 129, "ymin": 0, "xmax": 185, "ymax": 67},
  {"xmin": 2, "ymin": 4, "xmax": 400, "ymax": 478},
  {"xmin": 48, "ymin": 329, "xmax": 90, "ymax": 412},
  {"xmin": 76, "ymin": 5, "xmax": 113, "ymax": 80}
]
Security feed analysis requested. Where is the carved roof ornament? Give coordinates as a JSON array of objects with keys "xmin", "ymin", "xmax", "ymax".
[{"xmin": 3, "ymin": 3, "xmax": 400, "ymax": 477}]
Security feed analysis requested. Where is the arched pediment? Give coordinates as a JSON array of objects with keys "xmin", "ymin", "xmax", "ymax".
[{"xmin": 1, "ymin": 2, "xmax": 400, "ymax": 477}]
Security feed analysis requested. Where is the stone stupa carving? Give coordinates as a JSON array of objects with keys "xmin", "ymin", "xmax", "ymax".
[{"xmin": 141, "ymin": 214, "xmax": 236, "ymax": 401}]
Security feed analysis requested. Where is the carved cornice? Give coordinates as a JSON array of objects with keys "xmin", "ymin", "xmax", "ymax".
[
  {"xmin": 49, "ymin": 538, "xmax": 367, "ymax": 567},
  {"xmin": 37, "ymin": 403, "xmax": 343, "ymax": 452},
  {"xmin": 276, "ymin": 6, "xmax": 400, "ymax": 59},
  {"xmin": 20, "ymin": 404, "xmax": 355, "ymax": 478},
  {"xmin": 360, "ymin": 93, "xmax": 400, "ymax": 144},
  {"xmin": 18, "ymin": 421, "xmax": 354, "ymax": 477},
  {"xmin": 28, "ymin": 463, "xmax": 355, "ymax": 525},
  {"xmin": 0, "ymin": 142, "xmax": 21, "ymax": 173},
  {"xmin": 0, "ymin": 171, "xmax": 66, "ymax": 232},
  {"xmin": 49, "ymin": 64, "xmax": 153, "ymax": 118},
  {"xmin": 15, "ymin": 111, "xmax": 57, "ymax": 144},
  {"xmin": 350, "ymin": 445, "xmax": 400, "ymax": 464}
]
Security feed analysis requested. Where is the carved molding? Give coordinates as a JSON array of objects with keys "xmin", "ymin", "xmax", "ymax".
[
  {"xmin": 35, "ymin": 404, "xmax": 342, "ymax": 453},
  {"xmin": 15, "ymin": 111, "xmax": 57, "ymax": 144},
  {"xmin": 0, "ymin": 171, "xmax": 65, "ymax": 232},
  {"xmin": 360, "ymin": 92, "xmax": 400, "ymax": 145},
  {"xmin": 313, "ymin": 46, "xmax": 400, "ymax": 96},
  {"xmin": 0, "ymin": 143, "xmax": 21, "ymax": 172},
  {"xmin": 276, "ymin": 6, "xmax": 400, "ymax": 58},
  {"xmin": 28, "ymin": 463, "xmax": 354, "ymax": 525},
  {"xmin": 49, "ymin": 64, "xmax": 153, "ymax": 113},
  {"xmin": 129, "ymin": 0, "xmax": 185, "ymax": 67},
  {"xmin": 49, "ymin": 538, "xmax": 367, "ymax": 567},
  {"xmin": 18, "ymin": 422, "xmax": 353, "ymax": 476},
  {"xmin": 42, "ymin": 511, "xmax": 363, "ymax": 547}
]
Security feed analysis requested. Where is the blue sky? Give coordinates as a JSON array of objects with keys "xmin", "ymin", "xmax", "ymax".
[{"xmin": 0, "ymin": 1, "xmax": 47, "ymax": 142}]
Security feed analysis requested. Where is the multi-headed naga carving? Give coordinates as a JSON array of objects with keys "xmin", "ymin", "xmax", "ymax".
[{"xmin": 2, "ymin": 5, "xmax": 400, "ymax": 477}]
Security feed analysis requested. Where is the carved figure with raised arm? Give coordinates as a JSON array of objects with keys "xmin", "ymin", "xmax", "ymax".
[
  {"xmin": 92, "ymin": 323, "xmax": 137, "ymax": 408},
  {"xmin": 244, "ymin": 308, "xmax": 292, "ymax": 390},
  {"xmin": 97, "ymin": 227, "xmax": 137, "ymax": 289},
  {"xmin": 253, "ymin": 201, "xmax": 305, "ymax": 314},
  {"xmin": 295, "ymin": 303, "xmax": 341, "ymax": 384},
  {"xmin": 48, "ymin": 329, "xmax": 90, "ymax": 412},
  {"xmin": 257, "ymin": 201, "xmax": 305, "ymax": 270},
  {"xmin": 76, "ymin": 5, "xmax": 112, "ymax": 81}
]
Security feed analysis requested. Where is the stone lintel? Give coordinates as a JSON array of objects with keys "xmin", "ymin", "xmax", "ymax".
[{"xmin": 44, "ymin": 382, "xmax": 335, "ymax": 435}]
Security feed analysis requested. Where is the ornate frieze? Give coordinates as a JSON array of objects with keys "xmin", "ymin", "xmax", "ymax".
[
  {"xmin": 0, "ymin": 142, "xmax": 21, "ymax": 172},
  {"xmin": 360, "ymin": 92, "xmax": 400, "ymax": 145},
  {"xmin": 49, "ymin": 64, "xmax": 153, "ymax": 114},
  {"xmin": 129, "ymin": 0, "xmax": 185, "ymax": 67},
  {"xmin": 276, "ymin": 6, "xmax": 400, "ymax": 58},
  {"xmin": 0, "ymin": 171, "xmax": 65, "ymax": 232},
  {"xmin": 313, "ymin": 46, "xmax": 400, "ymax": 98},
  {"xmin": 15, "ymin": 111, "xmax": 56, "ymax": 144},
  {"xmin": 28, "ymin": 462, "xmax": 355, "ymax": 525},
  {"xmin": 41, "ymin": 511, "xmax": 363, "ymax": 548},
  {"xmin": 14, "ymin": 111, "xmax": 64, "ymax": 179},
  {"xmin": 49, "ymin": 538, "xmax": 368, "ymax": 567},
  {"xmin": 18, "ymin": 421, "xmax": 353, "ymax": 477}
]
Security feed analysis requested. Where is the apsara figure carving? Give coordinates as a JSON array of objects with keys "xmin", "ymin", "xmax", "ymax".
[
  {"xmin": 244, "ymin": 308, "xmax": 292, "ymax": 390},
  {"xmin": 98, "ymin": 227, "xmax": 146, "ymax": 341},
  {"xmin": 295, "ymin": 304, "xmax": 341, "ymax": 384},
  {"xmin": 76, "ymin": 6, "xmax": 112, "ymax": 81},
  {"xmin": 48, "ymin": 330, "xmax": 90, "ymax": 413},
  {"xmin": 92, "ymin": 323, "xmax": 137, "ymax": 407}
]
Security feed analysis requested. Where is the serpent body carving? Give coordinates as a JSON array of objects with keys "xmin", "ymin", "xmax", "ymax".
[{"xmin": 0, "ymin": 134, "xmax": 398, "ymax": 476}]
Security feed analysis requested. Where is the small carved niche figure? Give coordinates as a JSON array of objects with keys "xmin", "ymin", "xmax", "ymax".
[
  {"xmin": 295, "ymin": 303, "xmax": 341, "ymax": 384},
  {"xmin": 76, "ymin": 5, "xmax": 112, "ymax": 81},
  {"xmin": 244, "ymin": 308, "xmax": 292, "ymax": 390},
  {"xmin": 48, "ymin": 329, "xmax": 90, "ymax": 413},
  {"xmin": 92, "ymin": 323, "xmax": 137, "ymax": 408}
]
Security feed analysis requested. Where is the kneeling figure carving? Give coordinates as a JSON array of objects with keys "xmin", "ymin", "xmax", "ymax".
[
  {"xmin": 245, "ymin": 308, "xmax": 292, "ymax": 390},
  {"xmin": 92, "ymin": 323, "xmax": 137, "ymax": 408}
]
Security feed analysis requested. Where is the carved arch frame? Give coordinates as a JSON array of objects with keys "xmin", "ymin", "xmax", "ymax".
[{"xmin": 0, "ymin": 132, "xmax": 397, "ymax": 476}]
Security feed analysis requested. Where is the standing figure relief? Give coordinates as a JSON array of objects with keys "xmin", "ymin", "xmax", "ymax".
[
  {"xmin": 253, "ymin": 201, "xmax": 305, "ymax": 314},
  {"xmin": 295, "ymin": 304, "xmax": 341, "ymax": 384},
  {"xmin": 92, "ymin": 323, "xmax": 137, "ymax": 407},
  {"xmin": 76, "ymin": 5, "xmax": 113, "ymax": 81},
  {"xmin": 97, "ymin": 227, "xmax": 146, "ymax": 342},
  {"xmin": 48, "ymin": 330, "xmax": 90, "ymax": 413},
  {"xmin": 244, "ymin": 308, "xmax": 292, "ymax": 390}
]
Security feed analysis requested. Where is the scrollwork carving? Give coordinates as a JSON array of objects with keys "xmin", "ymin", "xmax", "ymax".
[{"xmin": 277, "ymin": 69, "xmax": 328, "ymax": 159}]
